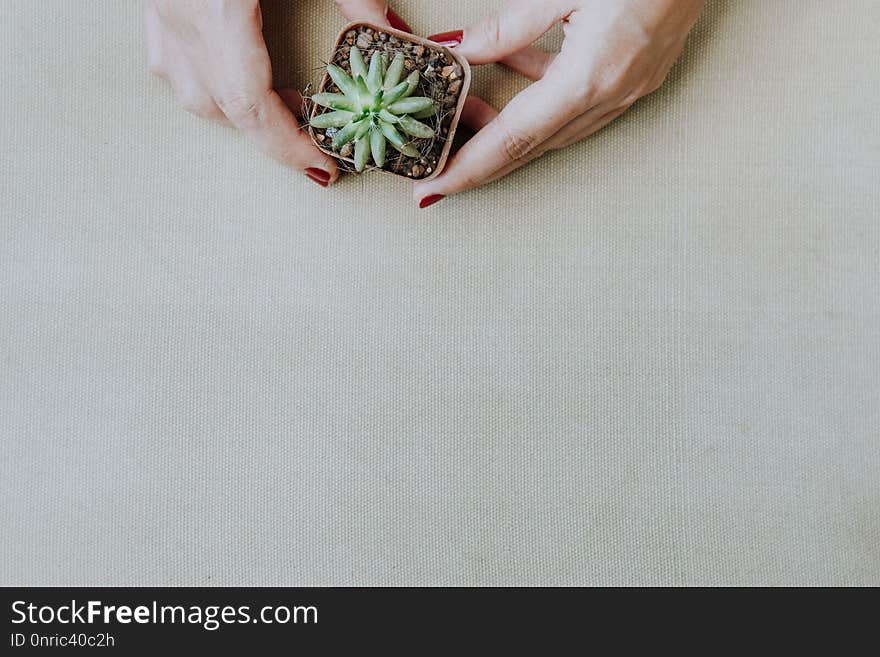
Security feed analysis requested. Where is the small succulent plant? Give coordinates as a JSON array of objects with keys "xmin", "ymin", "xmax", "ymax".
[{"xmin": 310, "ymin": 47, "xmax": 437, "ymax": 172}]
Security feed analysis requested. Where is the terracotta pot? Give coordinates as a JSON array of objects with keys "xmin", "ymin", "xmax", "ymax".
[{"xmin": 308, "ymin": 22, "xmax": 472, "ymax": 182}]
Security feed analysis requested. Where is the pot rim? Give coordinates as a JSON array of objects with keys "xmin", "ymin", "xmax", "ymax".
[{"xmin": 307, "ymin": 21, "xmax": 472, "ymax": 182}]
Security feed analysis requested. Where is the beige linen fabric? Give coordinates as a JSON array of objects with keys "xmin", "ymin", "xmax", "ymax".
[{"xmin": 1, "ymin": 1, "xmax": 878, "ymax": 586}]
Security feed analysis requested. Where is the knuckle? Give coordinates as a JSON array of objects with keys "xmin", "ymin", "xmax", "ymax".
[
  {"xmin": 499, "ymin": 125, "xmax": 537, "ymax": 163},
  {"xmin": 478, "ymin": 12, "xmax": 504, "ymax": 49},
  {"xmin": 178, "ymin": 91, "xmax": 214, "ymax": 117},
  {"xmin": 216, "ymin": 89, "xmax": 269, "ymax": 126}
]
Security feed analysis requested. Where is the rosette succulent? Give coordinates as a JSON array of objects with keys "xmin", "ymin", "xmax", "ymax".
[{"xmin": 310, "ymin": 47, "xmax": 437, "ymax": 172}]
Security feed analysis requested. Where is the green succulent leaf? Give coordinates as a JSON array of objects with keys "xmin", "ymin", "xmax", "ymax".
[
  {"xmin": 314, "ymin": 47, "xmax": 440, "ymax": 169},
  {"xmin": 355, "ymin": 74, "xmax": 371, "ymax": 98},
  {"xmin": 332, "ymin": 119, "xmax": 362, "ymax": 149},
  {"xmin": 387, "ymin": 97, "xmax": 434, "ymax": 115},
  {"xmin": 349, "ymin": 47, "xmax": 368, "ymax": 81},
  {"xmin": 366, "ymin": 52, "xmax": 384, "ymax": 93},
  {"xmin": 397, "ymin": 115, "xmax": 435, "ymax": 139},
  {"xmin": 411, "ymin": 105, "xmax": 437, "ymax": 120},
  {"xmin": 379, "ymin": 120, "xmax": 405, "ymax": 149},
  {"xmin": 380, "ymin": 121, "xmax": 419, "ymax": 158},
  {"xmin": 312, "ymin": 93, "xmax": 358, "ymax": 112},
  {"xmin": 370, "ymin": 127, "xmax": 386, "ymax": 168},
  {"xmin": 384, "ymin": 53, "xmax": 405, "ymax": 91},
  {"xmin": 354, "ymin": 135, "xmax": 370, "ymax": 172},
  {"xmin": 403, "ymin": 71, "xmax": 420, "ymax": 97},
  {"xmin": 327, "ymin": 64, "xmax": 360, "ymax": 99},
  {"xmin": 382, "ymin": 80, "xmax": 411, "ymax": 107},
  {"xmin": 355, "ymin": 118, "xmax": 372, "ymax": 139},
  {"xmin": 310, "ymin": 110, "xmax": 356, "ymax": 129}
]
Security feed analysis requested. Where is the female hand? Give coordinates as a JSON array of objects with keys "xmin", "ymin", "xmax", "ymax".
[
  {"xmin": 145, "ymin": 0, "xmax": 411, "ymax": 187},
  {"xmin": 415, "ymin": 0, "xmax": 704, "ymax": 207}
]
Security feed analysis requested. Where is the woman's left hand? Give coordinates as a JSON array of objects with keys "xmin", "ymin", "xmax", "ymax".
[{"xmin": 415, "ymin": 0, "xmax": 704, "ymax": 207}]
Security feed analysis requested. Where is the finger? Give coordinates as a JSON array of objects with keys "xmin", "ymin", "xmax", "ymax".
[
  {"xmin": 455, "ymin": 0, "xmax": 571, "ymax": 65},
  {"xmin": 334, "ymin": 0, "xmax": 393, "ymax": 27},
  {"xmin": 213, "ymin": 11, "xmax": 338, "ymax": 179},
  {"xmin": 481, "ymin": 104, "xmax": 630, "ymax": 187},
  {"xmin": 413, "ymin": 72, "xmax": 582, "ymax": 201},
  {"xmin": 553, "ymin": 104, "xmax": 631, "ymax": 150},
  {"xmin": 499, "ymin": 46, "xmax": 557, "ymax": 81},
  {"xmin": 459, "ymin": 96, "xmax": 499, "ymax": 132}
]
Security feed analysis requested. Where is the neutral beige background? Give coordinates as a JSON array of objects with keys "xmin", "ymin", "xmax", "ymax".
[{"xmin": 1, "ymin": 1, "xmax": 878, "ymax": 586}]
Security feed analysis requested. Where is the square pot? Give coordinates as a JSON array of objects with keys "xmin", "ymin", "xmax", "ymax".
[{"xmin": 308, "ymin": 22, "xmax": 472, "ymax": 182}]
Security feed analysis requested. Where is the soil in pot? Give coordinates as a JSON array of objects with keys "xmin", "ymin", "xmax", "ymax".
[{"xmin": 309, "ymin": 25, "xmax": 466, "ymax": 180}]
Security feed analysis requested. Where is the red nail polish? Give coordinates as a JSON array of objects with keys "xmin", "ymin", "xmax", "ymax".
[
  {"xmin": 305, "ymin": 167, "xmax": 330, "ymax": 184},
  {"xmin": 419, "ymin": 194, "xmax": 445, "ymax": 209},
  {"xmin": 386, "ymin": 7, "xmax": 412, "ymax": 33},
  {"xmin": 426, "ymin": 30, "xmax": 463, "ymax": 48},
  {"xmin": 306, "ymin": 169, "xmax": 330, "ymax": 187}
]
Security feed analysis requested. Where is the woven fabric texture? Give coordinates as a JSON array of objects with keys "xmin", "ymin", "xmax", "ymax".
[{"xmin": 1, "ymin": 0, "xmax": 878, "ymax": 586}]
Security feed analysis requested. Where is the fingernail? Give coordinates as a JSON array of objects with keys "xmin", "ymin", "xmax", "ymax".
[
  {"xmin": 386, "ymin": 7, "xmax": 412, "ymax": 33},
  {"xmin": 305, "ymin": 167, "xmax": 331, "ymax": 187},
  {"xmin": 419, "ymin": 194, "xmax": 445, "ymax": 209},
  {"xmin": 426, "ymin": 30, "xmax": 463, "ymax": 48}
]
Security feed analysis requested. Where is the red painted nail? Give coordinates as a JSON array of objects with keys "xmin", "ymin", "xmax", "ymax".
[
  {"xmin": 385, "ymin": 7, "xmax": 413, "ymax": 33},
  {"xmin": 419, "ymin": 194, "xmax": 445, "ymax": 209},
  {"xmin": 305, "ymin": 167, "xmax": 330, "ymax": 184},
  {"xmin": 306, "ymin": 172, "xmax": 329, "ymax": 188},
  {"xmin": 426, "ymin": 30, "xmax": 463, "ymax": 48}
]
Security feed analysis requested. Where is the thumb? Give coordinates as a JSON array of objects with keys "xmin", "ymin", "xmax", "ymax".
[
  {"xmin": 455, "ymin": 0, "xmax": 571, "ymax": 65},
  {"xmin": 334, "ymin": 0, "xmax": 392, "ymax": 27}
]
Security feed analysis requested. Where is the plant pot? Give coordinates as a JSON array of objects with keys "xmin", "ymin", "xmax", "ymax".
[{"xmin": 308, "ymin": 22, "xmax": 471, "ymax": 182}]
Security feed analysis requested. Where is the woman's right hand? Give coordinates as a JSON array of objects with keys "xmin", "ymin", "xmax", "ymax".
[{"xmin": 414, "ymin": 0, "xmax": 704, "ymax": 206}]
